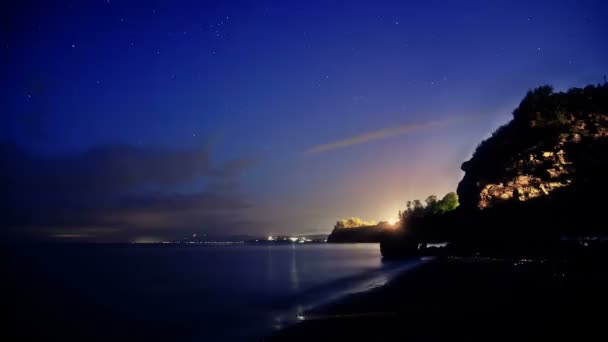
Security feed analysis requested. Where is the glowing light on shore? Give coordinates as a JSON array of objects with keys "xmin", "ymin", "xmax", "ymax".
[
  {"xmin": 133, "ymin": 236, "xmax": 161, "ymax": 243},
  {"xmin": 386, "ymin": 218, "xmax": 399, "ymax": 225}
]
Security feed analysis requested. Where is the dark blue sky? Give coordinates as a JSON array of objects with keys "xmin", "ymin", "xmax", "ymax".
[{"xmin": 2, "ymin": 0, "xmax": 607, "ymax": 241}]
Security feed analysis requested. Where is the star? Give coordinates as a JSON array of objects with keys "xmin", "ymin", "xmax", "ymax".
[{"xmin": 71, "ymin": 43, "xmax": 76, "ymax": 48}]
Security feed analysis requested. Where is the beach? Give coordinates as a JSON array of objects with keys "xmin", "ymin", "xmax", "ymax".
[{"xmin": 267, "ymin": 255, "xmax": 607, "ymax": 341}]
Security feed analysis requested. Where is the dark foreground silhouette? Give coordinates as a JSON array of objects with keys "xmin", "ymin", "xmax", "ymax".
[{"xmin": 268, "ymin": 253, "xmax": 608, "ymax": 341}]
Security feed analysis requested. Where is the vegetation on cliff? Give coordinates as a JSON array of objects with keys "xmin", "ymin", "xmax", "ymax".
[
  {"xmin": 327, "ymin": 218, "xmax": 396, "ymax": 243},
  {"xmin": 399, "ymin": 192, "xmax": 459, "ymax": 220},
  {"xmin": 328, "ymin": 193, "xmax": 459, "ymax": 245},
  {"xmin": 333, "ymin": 218, "xmax": 377, "ymax": 229}
]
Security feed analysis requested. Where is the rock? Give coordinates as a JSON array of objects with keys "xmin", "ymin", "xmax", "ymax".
[
  {"xmin": 548, "ymin": 182, "xmax": 564, "ymax": 188},
  {"xmin": 546, "ymin": 169, "xmax": 560, "ymax": 178},
  {"xmin": 516, "ymin": 175, "xmax": 530, "ymax": 186}
]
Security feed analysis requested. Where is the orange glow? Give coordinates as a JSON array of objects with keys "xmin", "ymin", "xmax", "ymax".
[{"xmin": 386, "ymin": 218, "xmax": 399, "ymax": 225}]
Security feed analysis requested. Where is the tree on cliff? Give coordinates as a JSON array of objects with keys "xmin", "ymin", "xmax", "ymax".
[
  {"xmin": 425, "ymin": 195, "xmax": 438, "ymax": 213},
  {"xmin": 436, "ymin": 192, "xmax": 459, "ymax": 214},
  {"xmin": 400, "ymin": 192, "xmax": 459, "ymax": 221},
  {"xmin": 334, "ymin": 217, "xmax": 377, "ymax": 229}
]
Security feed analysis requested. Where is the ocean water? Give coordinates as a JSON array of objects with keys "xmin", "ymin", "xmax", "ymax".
[{"xmin": 5, "ymin": 243, "xmax": 421, "ymax": 341}]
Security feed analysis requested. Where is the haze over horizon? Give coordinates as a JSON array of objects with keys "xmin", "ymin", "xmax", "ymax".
[{"xmin": 2, "ymin": 0, "xmax": 607, "ymax": 242}]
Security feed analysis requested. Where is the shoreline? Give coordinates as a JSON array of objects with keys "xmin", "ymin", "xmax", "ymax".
[
  {"xmin": 266, "ymin": 255, "xmax": 607, "ymax": 341},
  {"xmin": 266, "ymin": 257, "xmax": 427, "ymax": 333}
]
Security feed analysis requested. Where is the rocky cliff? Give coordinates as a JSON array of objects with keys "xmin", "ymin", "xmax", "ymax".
[
  {"xmin": 381, "ymin": 84, "xmax": 608, "ymax": 258},
  {"xmin": 457, "ymin": 84, "xmax": 608, "ymax": 211},
  {"xmin": 327, "ymin": 222, "xmax": 394, "ymax": 243}
]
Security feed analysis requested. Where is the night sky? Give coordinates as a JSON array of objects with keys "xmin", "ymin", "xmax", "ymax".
[{"xmin": 2, "ymin": 0, "xmax": 607, "ymax": 242}]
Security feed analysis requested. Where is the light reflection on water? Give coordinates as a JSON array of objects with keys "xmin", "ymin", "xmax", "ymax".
[
  {"xmin": 269, "ymin": 257, "xmax": 425, "ymax": 332},
  {"xmin": 290, "ymin": 244, "xmax": 300, "ymax": 291}
]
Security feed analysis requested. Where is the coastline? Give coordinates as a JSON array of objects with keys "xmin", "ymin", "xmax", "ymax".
[
  {"xmin": 266, "ymin": 255, "xmax": 607, "ymax": 341},
  {"xmin": 267, "ymin": 256, "xmax": 427, "ymax": 333}
]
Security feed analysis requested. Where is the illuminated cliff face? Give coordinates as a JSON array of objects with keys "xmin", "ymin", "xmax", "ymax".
[
  {"xmin": 477, "ymin": 114, "xmax": 607, "ymax": 209},
  {"xmin": 457, "ymin": 85, "xmax": 608, "ymax": 210},
  {"xmin": 477, "ymin": 151, "xmax": 571, "ymax": 209}
]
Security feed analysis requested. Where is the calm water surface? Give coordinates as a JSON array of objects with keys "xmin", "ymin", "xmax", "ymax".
[{"xmin": 9, "ymin": 243, "xmax": 421, "ymax": 341}]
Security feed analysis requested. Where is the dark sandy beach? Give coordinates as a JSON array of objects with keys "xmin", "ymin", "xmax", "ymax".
[{"xmin": 267, "ymin": 255, "xmax": 607, "ymax": 341}]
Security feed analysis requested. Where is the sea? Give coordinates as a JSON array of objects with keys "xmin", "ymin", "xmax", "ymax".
[{"xmin": 5, "ymin": 243, "xmax": 422, "ymax": 341}]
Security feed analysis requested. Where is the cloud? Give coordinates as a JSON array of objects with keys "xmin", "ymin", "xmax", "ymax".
[
  {"xmin": 212, "ymin": 155, "xmax": 261, "ymax": 179},
  {"xmin": 306, "ymin": 119, "xmax": 455, "ymax": 153},
  {"xmin": 0, "ymin": 142, "xmax": 260, "ymax": 242},
  {"xmin": 1, "ymin": 143, "xmax": 212, "ymax": 198}
]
